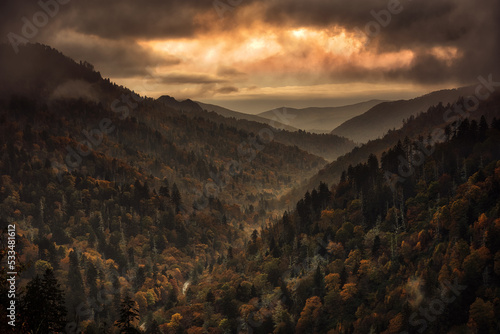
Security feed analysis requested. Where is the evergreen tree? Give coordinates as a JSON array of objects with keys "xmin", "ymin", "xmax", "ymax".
[
  {"xmin": 68, "ymin": 250, "xmax": 84, "ymax": 291},
  {"xmin": 171, "ymin": 183, "xmax": 182, "ymax": 213},
  {"xmin": 21, "ymin": 269, "xmax": 67, "ymax": 333},
  {"xmin": 112, "ymin": 274, "xmax": 122, "ymax": 321},
  {"xmin": 313, "ymin": 265, "xmax": 325, "ymax": 297},
  {"xmin": 67, "ymin": 250, "xmax": 85, "ymax": 323},
  {"xmin": 159, "ymin": 178, "xmax": 170, "ymax": 197},
  {"xmin": 115, "ymin": 292, "xmax": 140, "ymax": 334},
  {"xmin": 133, "ymin": 266, "xmax": 146, "ymax": 291},
  {"xmin": 206, "ymin": 289, "xmax": 215, "ymax": 303},
  {"xmin": 478, "ymin": 115, "xmax": 489, "ymax": 141},
  {"xmin": 372, "ymin": 235, "xmax": 381, "ymax": 255},
  {"xmin": 86, "ymin": 261, "xmax": 98, "ymax": 296}
]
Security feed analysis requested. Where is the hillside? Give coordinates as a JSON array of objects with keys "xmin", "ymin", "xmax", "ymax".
[
  {"xmin": 160, "ymin": 97, "xmax": 356, "ymax": 162},
  {"xmin": 247, "ymin": 115, "xmax": 500, "ymax": 333},
  {"xmin": 283, "ymin": 93, "xmax": 500, "ymax": 209},
  {"xmin": 0, "ymin": 43, "xmax": 331, "ymax": 210},
  {"xmin": 258, "ymin": 100, "xmax": 384, "ymax": 133},
  {"xmin": 0, "ymin": 43, "xmax": 332, "ymax": 333},
  {"xmin": 332, "ymin": 87, "xmax": 477, "ymax": 143}
]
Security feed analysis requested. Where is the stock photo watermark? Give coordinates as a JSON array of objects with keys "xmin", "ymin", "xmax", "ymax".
[
  {"xmin": 5, "ymin": 224, "xmax": 18, "ymax": 327},
  {"xmin": 7, "ymin": 0, "xmax": 71, "ymax": 54},
  {"xmin": 355, "ymin": 0, "xmax": 412, "ymax": 46},
  {"xmin": 401, "ymin": 278, "xmax": 467, "ymax": 334}
]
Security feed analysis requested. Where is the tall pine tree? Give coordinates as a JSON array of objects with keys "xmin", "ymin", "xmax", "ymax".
[
  {"xmin": 115, "ymin": 292, "xmax": 140, "ymax": 334},
  {"xmin": 21, "ymin": 269, "xmax": 67, "ymax": 333}
]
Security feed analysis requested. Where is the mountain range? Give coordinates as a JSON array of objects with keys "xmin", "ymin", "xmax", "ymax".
[
  {"xmin": 196, "ymin": 101, "xmax": 298, "ymax": 131},
  {"xmin": 257, "ymin": 100, "xmax": 384, "ymax": 134}
]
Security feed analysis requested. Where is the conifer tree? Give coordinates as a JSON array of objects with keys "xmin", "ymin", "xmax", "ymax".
[
  {"xmin": 21, "ymin": 269, "xmax": 67, "ymax": 333},
  {"xmin": 171, "ymin": 183, "xmax": 182, "ymax": 213},
  {"xmin": 67, "ymin": 250, "xmax": 85, "ymax": 323},
  {"xmin": 115, "ymin": 292, "xmax": 140, "ymax": 334}
]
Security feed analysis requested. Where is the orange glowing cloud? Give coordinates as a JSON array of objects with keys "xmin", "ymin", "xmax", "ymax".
[{"xmin": 134, "ymin": 23, "xmax": 426, "ymax": 102}]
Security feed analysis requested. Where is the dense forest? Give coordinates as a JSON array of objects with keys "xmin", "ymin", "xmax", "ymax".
[{"xmin": 1, "ymin": 43, "xmax": 500, "ymax": 334}]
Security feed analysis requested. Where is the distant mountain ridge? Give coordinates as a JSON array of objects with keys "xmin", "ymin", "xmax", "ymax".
[
  {"xmin": 257, "ymin": 100, "xmax": 385, "ymax": 133},
  {"xmin": 196, "ymin": 101, "xmax": 298, "ymax": 131},
  {"xmin": 157, "ymin": 96, "xmax": 356, "ymax": 161},
  {"xmin": 331, "ymin": 86, "xmax": 477, "ymax": 143}
]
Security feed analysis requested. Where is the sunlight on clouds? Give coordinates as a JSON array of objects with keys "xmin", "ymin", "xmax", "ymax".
[
  {"xmin": 361, "ymin": 50, "xmax": 415, "ymax": 70},
  {"xmin": 141, "ymin": 26, "xmax": 368, "ymax": 83},
  {"xmin": 288, "ymin": 27, "xmax": 363, "ymax": 56},
  {"xmin": 430, "ymin": 46, "xmax": 461, "ymax": 65},
  {"xmin": 144, "ymin": 32, "xmax": 282, "ymax": 70},
  {"xmin": 136, "ymin": 25, "xmax": 439, "ymax": 102},
  {"xmin": 246, "ymin": 36, "xmax": 281, "ymax": 57},
  {"xmin": 291, "ymin": 28, "xmax": 308, "ymax": 38}
]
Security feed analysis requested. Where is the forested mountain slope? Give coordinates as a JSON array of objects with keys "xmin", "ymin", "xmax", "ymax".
[
  {"xmin": 331, "ymin": 87, "xmax": 476, "ymax": 143},
  {"xmin": 196, "ymin": 101, "xmax": 298, "ymax": 131},
  {"xmin": 161, "ymin": 97, "xmax": 356, "ymax": 162},
  {"xmin": 0, "ymin": 43, "xmax": 328, "ymax": 333},
  {"xmin": 286, "ymin": 93, "xmax": 500, "ymax": 207},
  {"xmin": 245, "ymin": 115, "xmax": 500, "ymax": 333},
  {"xmin": 0, "ymin": 43, "xmax": 331, "ymax": 210}
]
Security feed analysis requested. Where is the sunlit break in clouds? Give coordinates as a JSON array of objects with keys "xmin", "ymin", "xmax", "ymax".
[{"xmin": 2, "ymin": 0, "xmax": 499, "ymax": 113}]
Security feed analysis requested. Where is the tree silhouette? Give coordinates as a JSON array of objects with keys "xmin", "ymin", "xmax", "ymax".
[
  {"xmin": 171, "ymin": 183, "xmax": 182, "ymax": 213},
  {"xmin": 67, "ymin": 250, "xmax": 85, "ymax": 324},
  {"xmin": 21, "ymin": 269, "xmax": 66, "ymax": 333},
  {"xmin": 115, "ymin": 292, "xmax": 140, "ymax": 333},
  {"xmin": 159, "ymin": 178, "xmax": 170, "ymax": 198}
]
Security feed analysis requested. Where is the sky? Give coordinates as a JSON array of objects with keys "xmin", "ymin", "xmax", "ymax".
[{"xmin": 2, "ymin": 0, "xmax": 500, "ymax": 114}]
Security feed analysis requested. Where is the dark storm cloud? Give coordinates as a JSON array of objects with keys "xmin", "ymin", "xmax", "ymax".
[
  {"xmin": 1, "ymin": 0, "xmax": 499, "ymax": 88},
  {"xmin": 3, "ymin": 0, "xmax": 498, "ymax": 49},
  {"xmin": 257, "ymin": 0, "xmax": 500, "ymax": 84},
  {"xmin": 0, "ymin": 1, "xmax": 42, "ymax": 38},
  {"xmin": 0, "ymin": 0, "xmax": 218, "ymax": 40},
  {"xmin": 0, "ymin": 1, "xmax": 187, "ymax": 78},
  {"xmin": 257, "ymin": 0, "xmax": 472, "ymax": 47},
  {"xmin": 59, "ymin": 0, "xmax": 210, "ymax": 39}
]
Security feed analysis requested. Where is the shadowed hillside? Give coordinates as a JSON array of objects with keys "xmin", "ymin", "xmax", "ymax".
[{"xmin": 332, "ymin": 87, "xmax": 477, "ymax": 143}]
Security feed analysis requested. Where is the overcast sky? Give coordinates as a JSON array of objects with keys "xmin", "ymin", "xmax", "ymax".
[{"xmin": 2, "ymin": 0, "xmax": 499, "ymax": 113}]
